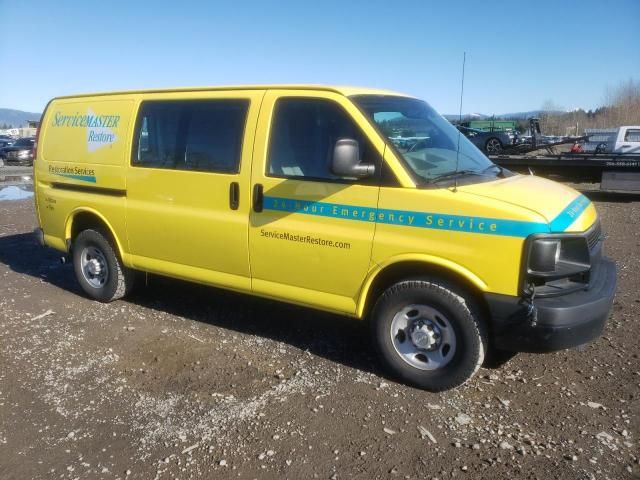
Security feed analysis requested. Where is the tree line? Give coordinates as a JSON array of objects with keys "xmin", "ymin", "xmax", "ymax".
[{"xmin": 537, "ymin": 78, "xmax": 640, "ymax": 136}]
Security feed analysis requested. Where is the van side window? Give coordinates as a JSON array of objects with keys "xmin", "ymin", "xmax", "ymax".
[
  {"xmin": 267, "ymin": 98, "xmax": 379, "ymax": 182},
  {"xmin": 624, "ymin": 129, "xmax": 640, "ymax": 142},
  {"xmin": 133, "ymin": 99, "xmax": 248, "ymax": 173}
]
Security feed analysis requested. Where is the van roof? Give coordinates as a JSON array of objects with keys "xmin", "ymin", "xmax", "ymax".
[{"xmin": 52, "ymin": 84, "xmax": 415, "ymax": 100}]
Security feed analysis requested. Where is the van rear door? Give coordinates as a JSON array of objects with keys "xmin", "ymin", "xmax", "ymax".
[{"xmin": 125, "ymin": 90, "xmax": 263, "ymax": 291}]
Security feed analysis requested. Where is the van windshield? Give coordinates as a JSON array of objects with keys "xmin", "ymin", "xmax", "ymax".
[{"xmin": 352, "ymin": 95, "xmax": 496, "ymax": 185}]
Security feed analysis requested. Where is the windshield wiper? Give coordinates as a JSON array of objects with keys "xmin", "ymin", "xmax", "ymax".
[{"xmin": 427, "ymin": 169, "xmax": 485, "ymax": 184}]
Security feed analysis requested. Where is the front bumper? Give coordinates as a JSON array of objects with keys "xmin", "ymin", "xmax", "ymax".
[
  {"xmin": 4, "ymin": 151, "xmax": 33, "ymax": 165},
  {"xmin": 5, "ymin": 158, "xmax": 33, "ymax": 165},
  {"xmin": 485, "ymin": 257, "xmax": 616, "ymax": 352}
]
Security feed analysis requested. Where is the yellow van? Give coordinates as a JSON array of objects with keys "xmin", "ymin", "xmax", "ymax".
[{"xmin": 33, "ymin": 85, "xmax": 616, "ymax": 391}]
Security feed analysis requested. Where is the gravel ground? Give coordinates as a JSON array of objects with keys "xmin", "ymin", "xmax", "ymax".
[{"xmin": 0, "ymin": 178, "xmax": 638, "ymax": 480}]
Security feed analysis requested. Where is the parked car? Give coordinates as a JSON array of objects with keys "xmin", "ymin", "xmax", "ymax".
[
  {"xmin": 0, "ymin": 137, "xmax": 35, "ymax": 166},
  {"xmin": 457, "ymin": 126, "xmax": 512, "ymax": 154},
  {"xmin": 0, "ymin": 135, "xmax": 15, "ymax": 149}
]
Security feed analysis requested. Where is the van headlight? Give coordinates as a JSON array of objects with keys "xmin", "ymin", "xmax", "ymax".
[{"xmin": 524, "ymin": 235, "xmax": 591, "ymax": 296}]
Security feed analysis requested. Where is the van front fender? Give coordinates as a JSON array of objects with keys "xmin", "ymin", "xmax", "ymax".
[{"xmin": 356, "ymin": 254, "xmax": 488, "ymax": 318}]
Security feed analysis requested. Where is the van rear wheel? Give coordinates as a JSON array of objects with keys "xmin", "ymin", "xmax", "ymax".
[
  {"xmin": 72, "ymin": 229, "xmax": 133, "ymax": 302},
  {"xmin": 370, "ymin": 278, "xmax": 487, "ymax": 391}
]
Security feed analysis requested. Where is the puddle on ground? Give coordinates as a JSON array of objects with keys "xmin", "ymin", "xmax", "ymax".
[{"xmin": 0, "ymin": 185, "xmax": 34, "ymax": 201}]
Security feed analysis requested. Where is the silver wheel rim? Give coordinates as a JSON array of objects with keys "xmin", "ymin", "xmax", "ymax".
[
  {"xmin": 389, "ymin": 304, "xmax": 457, "ymax": 371},
  {"xmin": 80, "ymin": 246, "xmax": 109, "ymax": 288},
  {"xmin": 486, "ymin": 139, "xmax": 501, "ymax": 153}
]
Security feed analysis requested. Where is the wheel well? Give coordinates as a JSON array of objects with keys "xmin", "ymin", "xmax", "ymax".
[
  {"xmin": 69, "ymin": 211, "xmax": 117, "ymax": 251},
  {"xmin": 362, "ymin": 261, "xmax": 489, "ymax": 320}
]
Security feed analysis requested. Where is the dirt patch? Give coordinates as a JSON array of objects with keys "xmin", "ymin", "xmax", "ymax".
[{"xmin": 0, "ymin": 194, "xmax": 637, "ymax": 479}]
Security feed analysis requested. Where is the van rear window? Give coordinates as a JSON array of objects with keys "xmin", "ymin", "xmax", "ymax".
[{"xmin": 132, "ymin": 99, "xmax": 248, "ymax": 173}]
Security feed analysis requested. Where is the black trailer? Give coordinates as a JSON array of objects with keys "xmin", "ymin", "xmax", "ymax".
[{"xmin": 488, "ymin": 153, "xmax": 640, "ymax": 193}]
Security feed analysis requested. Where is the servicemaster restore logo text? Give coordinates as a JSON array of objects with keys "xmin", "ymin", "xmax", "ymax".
[
  {"xmin": 52, "ymin": 112, "xmax": 120, "ymax": 129},
  {"xmin": 51, "ymin": 109, "xmax": 120, "ymax": 152}
]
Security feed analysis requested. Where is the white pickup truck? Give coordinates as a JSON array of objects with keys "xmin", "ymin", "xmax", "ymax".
[{"xmin": 585, "ymin": 126, "xmax": 640, "ymax": 154}]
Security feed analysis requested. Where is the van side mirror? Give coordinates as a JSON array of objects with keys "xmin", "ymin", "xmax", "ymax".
[{"xmin": 331, "ymin": 138, "xmax": 375, "ymax": 178}]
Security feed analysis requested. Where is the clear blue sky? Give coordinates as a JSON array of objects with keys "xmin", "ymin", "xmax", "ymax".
[{"xmin": 1, "ymin": 0, "xmax": 638, "ymax": 115}]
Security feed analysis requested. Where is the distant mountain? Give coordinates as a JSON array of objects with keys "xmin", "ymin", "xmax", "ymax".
[
  {"xmin": 443, "ymin": 113, "xmax": 490, "ymax": 121},
  {"xmin": 0, "ymin": 108, "xmax": 42, "ymax": 128},
  {"xmin": 496, "ymin": 110, "xmax": 565, "ymax": 119},
  {"xmin": 444, "ymin": 110, "xmax": 566, "ymax": 121},
  {"xmin": 1, "ymin": 106, "xmax": 569, "ymax": 128}
]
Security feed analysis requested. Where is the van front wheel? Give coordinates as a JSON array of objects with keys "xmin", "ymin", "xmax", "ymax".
[
  {"xmin": 370, "ymin": 279, "xmax": 487, "ymax": 391},
  {"xmin": 72, "ymin": 229, "xmax": 133, "ymax": 302}
]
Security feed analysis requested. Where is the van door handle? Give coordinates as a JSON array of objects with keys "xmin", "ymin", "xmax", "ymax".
[
  {"xmin": 252, "ymin": 183, "xmax": 263, "ymax": 212},
  {"xmin": 229, "ymin": 182, "xmax": 239, "ymax": 210}
]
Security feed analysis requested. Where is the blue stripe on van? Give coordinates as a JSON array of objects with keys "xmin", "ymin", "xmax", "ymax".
[
  {"xmin": 263, "ymin": 194, "xmax": 591, "ymax": 238},
  {"xmin": 56, "ymin": 173, "xmax": 97, "ymax": 183},
  {"xmin": 549, "ymin": 194, "xmax": 591, "ymax": 232}
]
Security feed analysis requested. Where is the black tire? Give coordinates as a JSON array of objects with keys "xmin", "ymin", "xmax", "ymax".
[
  {"xmin": 72, "ymin": 229, "xmax": 134, "ymax": 302},
  {"xmin": 485, "ymin": 137, "xmax": 503, "ymax": 154},
  {"xmin": 370, "ymin": 278, "xmax": 487, "ymax": 391}
]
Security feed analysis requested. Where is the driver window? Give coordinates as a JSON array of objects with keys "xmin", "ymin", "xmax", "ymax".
[{"xmin": 267, "ymin": 98, "xmax": 378, "ymax": 182}]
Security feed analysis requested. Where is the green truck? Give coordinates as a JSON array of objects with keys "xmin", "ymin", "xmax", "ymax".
[{"xmin": 461, "ymin": 119, "xmax": 517, "ymax": 132}]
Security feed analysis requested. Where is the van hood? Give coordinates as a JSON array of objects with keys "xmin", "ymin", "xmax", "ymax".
[{"xmin": 458, "ymin": 174, "xmax": 597, "ymax": 232}]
